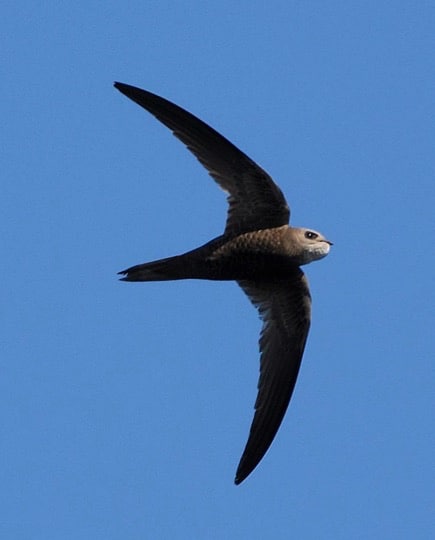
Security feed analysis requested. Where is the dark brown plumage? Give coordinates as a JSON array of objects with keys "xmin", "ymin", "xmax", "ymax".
[{"xmin": 115, "ymin": 82, "xmax": 331, "ymax": 484}]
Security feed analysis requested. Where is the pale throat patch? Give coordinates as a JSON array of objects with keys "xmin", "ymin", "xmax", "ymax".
[{"xmin": 303, "ymin": 242, "xmax": 330, "ymax": 264}]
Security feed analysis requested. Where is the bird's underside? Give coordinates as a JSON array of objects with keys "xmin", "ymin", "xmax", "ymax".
[{"xmin": 115, "ymin": 82, "xmax": 326, "ymax": 485}]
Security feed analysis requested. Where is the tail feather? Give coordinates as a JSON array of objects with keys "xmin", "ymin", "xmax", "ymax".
[{"xmin": 118, "ymin": 253, "xmax": 200, "ymax": 282}]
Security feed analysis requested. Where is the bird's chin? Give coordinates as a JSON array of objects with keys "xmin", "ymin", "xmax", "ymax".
[{"xmin": 301, "ymin": 243, "xmax": 330, "ymax": 265}]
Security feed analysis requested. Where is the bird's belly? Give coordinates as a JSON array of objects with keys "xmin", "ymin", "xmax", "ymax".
[{"xmin": 205, "ymin": 250, "xmax": 298, "ymax": 281}]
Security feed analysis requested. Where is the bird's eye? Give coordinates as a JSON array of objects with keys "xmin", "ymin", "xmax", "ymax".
[{"xmin": 304, "ymin": 231, "xmax": 318, "ymax": 240}]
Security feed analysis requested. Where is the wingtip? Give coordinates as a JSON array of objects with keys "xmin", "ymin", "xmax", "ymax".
[
  {"xmin": 234, "ymin": 462, "xmax": 250, "ymax": 485},
  {"xmin": 114, "ymin": 81, "xmax": 134, "ymax": 95},
  {"xmin": 234, "ymin": 468, "xmax": 249, "ymax": 485}
]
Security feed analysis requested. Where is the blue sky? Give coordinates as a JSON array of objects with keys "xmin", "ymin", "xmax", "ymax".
[{"xmin": 2, "ymin": 1, "xmax": 434, "ymax": 538}]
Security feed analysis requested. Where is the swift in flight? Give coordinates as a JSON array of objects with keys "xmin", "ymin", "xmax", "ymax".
[{"xmin": 115, "ymin": 82, "xmax": 332, "ymax": 484}]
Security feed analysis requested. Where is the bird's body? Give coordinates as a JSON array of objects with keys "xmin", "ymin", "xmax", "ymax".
[
  {"xmin": 115, "ymin": 82, "xmax": 332, "ymax": 484},
  {"xmin": 121, "ymin": 225, "xmax": 329, "ymax": 283}
]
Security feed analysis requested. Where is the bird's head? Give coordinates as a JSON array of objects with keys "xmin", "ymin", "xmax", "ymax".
[{"xmin": 293, "ymin": 228, "xmax": 333, "ymax": 265}]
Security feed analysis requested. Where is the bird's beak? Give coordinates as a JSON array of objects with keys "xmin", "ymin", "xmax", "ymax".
[{"xmin": 325, "ymin": 240, "xmax": 333, "ymax": 246}]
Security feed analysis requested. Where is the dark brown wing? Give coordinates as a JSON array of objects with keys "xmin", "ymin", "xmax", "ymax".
[
  {"xmin": 114, "ymin": 82, "xmax": 290, "ymax": 236},
  {"xmin": 235, "ymin": 270, "xmax": 311, "ymax": 484}
]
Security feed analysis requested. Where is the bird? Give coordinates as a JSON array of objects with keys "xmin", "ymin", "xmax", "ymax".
[{"xmin": 114, "ymin": 81, "xmax": 332, "ymax": 485}]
